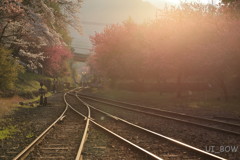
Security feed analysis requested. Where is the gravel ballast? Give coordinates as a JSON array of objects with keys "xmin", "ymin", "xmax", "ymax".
[{"xmin": 0, "ymin": 93, "xmax": 66, "ymax": 159}]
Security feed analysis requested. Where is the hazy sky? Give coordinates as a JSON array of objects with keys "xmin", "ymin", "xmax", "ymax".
[
  {"xmin": 71, "ymin": 0, "xmax": 157, "ymax": 54},
  {"xmin": 71, "ymin": 0, "xmax": 220, "ymax": 54}
]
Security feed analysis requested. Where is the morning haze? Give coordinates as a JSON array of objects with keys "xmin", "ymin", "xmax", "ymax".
[{"xmin": 71, "ymin": 0, "xmax": 158, "ymax": 54}]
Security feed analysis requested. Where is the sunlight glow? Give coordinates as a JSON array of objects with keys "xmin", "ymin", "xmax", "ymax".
[{"xmin": 143, "ymin": 0, "xmax": 220, "ymax": 7}]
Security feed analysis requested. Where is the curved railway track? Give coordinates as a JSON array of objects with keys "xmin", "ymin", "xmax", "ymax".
[
  {"xmin": 25, "ymin": 109, "xmax": 85, "ymax": 160},
  {"xmin": 13, "ymin": 88, "xmax": 230, "ymax": 160},
  {"xmin": 14, "ymin": 89, "xmax": 163, "ymax": 160},
  {"xmin": 13, "ymin": 90, "xmax": 87, "ymax": 160},
  {"xmin": 77, "ymin": 93, "xmax": 240, "ymax": 136},
  {"xmin": 68, "ymin": 90, "xmax": 226, "ymax": 160},
  {"xmin": 65, "ymin": 93, "xmax": 162, "ymax": 160}
]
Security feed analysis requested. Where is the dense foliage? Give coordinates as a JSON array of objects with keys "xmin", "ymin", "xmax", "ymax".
[
  {"xmin": 43, "ymin": 46, "xmax": 72, "ymax": 77},
  {"xmin": 89, "ymin": 3, "xmax": 240, "ymax": 100},
  {"xmin": 0, "ymin": 47, "xmax": 23, "ymax": 91},
  {"xmin": 0, "ymin": 0, "xmax": 82, "ymax": 91}
]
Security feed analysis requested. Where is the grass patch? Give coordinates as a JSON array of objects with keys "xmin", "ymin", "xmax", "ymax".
[
  {"xmin": 26, "ymin": 132, "xmax": 34, "ymax": 138},
  {"xmin": 0, "ymin": 96, "xmax": 24, "ymax": 118},
  {"xmin": 0, "ymin": 91, "xmax": 52, "ymax": 118},
  {"xmin": 0, "ymin": 126, "xmax": 19, "ymax": 140}
]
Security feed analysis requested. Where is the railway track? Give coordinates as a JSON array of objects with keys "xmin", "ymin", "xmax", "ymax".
[
  {"xmin": 13, "ymin": 88, "xmax": 231, "ymax": 159},
  {"xmin": 25, "ymin": 109, "xmax": 85, "ymax": 159},
  {"xmin": 68, "ymin": 91, "xmax": 226, "ymax": 160},
  {"xmin": 77, "ymin": 93, "xmax": 240, "ymax": 136},
  {"xmin": 65, "ymin": 93, "xmax": 161, "ymax": 160},
  {"xmin": 14, "ymin": 89, "xmax": 163, "ymax": 160},
  {"xmin": 213, "ymin": 116, "xmax": 240, "ymax": 123},
  {"xmin": 13, "ymin": 90, "xmax": 87, "ymax": 160}
]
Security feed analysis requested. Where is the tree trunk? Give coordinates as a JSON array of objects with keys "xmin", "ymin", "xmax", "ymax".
[
  {"xmin": 176, "ymin": 73, "xmax": 183, "ymax": 98},
  {"xmin": 0, "ymin": 22, "xmax": 9, "ymax": 43}
]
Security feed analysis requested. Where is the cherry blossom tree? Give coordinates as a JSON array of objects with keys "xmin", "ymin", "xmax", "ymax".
[
  {"xmin": 89, "ymin": 3, "xmax": 240, "ymax": 100},
  {"xmin": 90, "ymin": 19, "xmax": 148, "ymax": 87},
  {"xmin": 0, "ymin": 0, "xmax": 82, "ymax": 71},
  {"xmin": 43, "ymin": 45, "xmax": 72, "ymax": 77}
]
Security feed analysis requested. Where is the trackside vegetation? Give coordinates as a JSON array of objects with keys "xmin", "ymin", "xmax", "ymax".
[
  {"xmin": 89, "ymin": 3, "xmax": 240, "ymax": 101},
  {"xmin": 0, "ymin": 0, "xmax": 82, "ymax": 95}
]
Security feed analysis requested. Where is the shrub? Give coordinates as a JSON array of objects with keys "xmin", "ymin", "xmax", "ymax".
[{"xmin": 0, "ymin": 47, "xmax": 23, "ymax": 91}]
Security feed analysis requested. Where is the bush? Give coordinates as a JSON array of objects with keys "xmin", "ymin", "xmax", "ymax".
[
  {"xmin": 18, "ymin": 91, "xmax": 36, "ymax": 99},
  {"xmin": 0, "ymin": 47, "xmax": 23, "ymax": 91}
]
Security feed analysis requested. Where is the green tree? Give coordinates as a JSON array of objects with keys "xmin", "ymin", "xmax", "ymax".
[{"xmin": 0, "ymin": 47, "xmax": 23, "ymax": 91}]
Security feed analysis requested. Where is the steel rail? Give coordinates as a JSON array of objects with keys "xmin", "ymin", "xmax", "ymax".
[
  {"xmin": 13, "ymin": 93, "xmax": 69, "ymax": 160},
  {"xmin": 74, "ymin": 92, "xmax": 90, "ymax": 160},
  {"xmin": 62, "ymin": 88, "xmax": 90, "ymax": 160},
  {"xmin": 78, "ymin": 94, "xmax": 240, "ymax": 128},
  {"xmin": 13, "ymin": 88, "xmax": 84, "ymax": 160},
  {"xmin": 90, "ymin": 120, "xmax": 163, "ymax": 160},
  {"xmin": 78, "ymin": 94, "xmax": 240, "ymax": 136},
  {"xmin": 76, "ymin": 94, "xmax": 227, "ymax": 160},
  {"xmin": 65, "ymin": 92, "xmax": 163, "ymax": 160},
  {"xmin": 213, "ymin": 116, "xmax": 240, "ymax": 122}
]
